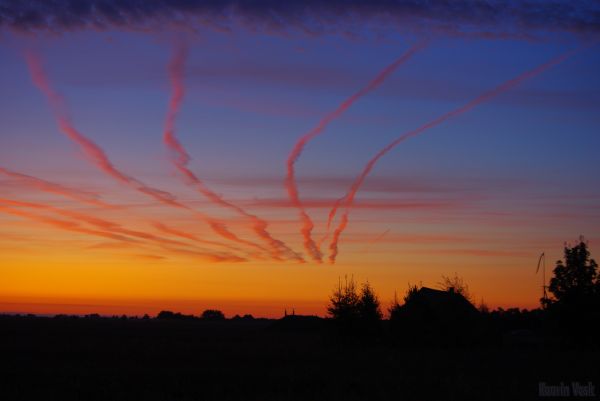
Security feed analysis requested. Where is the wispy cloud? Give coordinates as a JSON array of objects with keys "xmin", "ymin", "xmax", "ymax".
[
  {"xmin": 243, "ymin": 198, "xmax": 462, "ymax": 210},
  {"xmin": 345, "ymin": 233, "xmax": 472, "ymax": 244},
  {"xmin": 424, "ymin": 249, "xmax": 531, "ymax": 258},
  {"xmin": 1, "ymin": 1, "xmax": 598, "ymax": 39}
]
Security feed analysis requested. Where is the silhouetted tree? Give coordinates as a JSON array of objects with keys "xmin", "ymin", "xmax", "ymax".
[
  {"xmin": 403, "ymin": 283, "xmax": 420, "ymax": 303},
  {"xmin": 543, "ymin": 237, "xmax": 600, "ymax": 345},
  {"xmin": 358, "ymin": 281, "xmax": 382, "ymax": 321},
  {"xmin": 389, "ymin": 283, "xmax": 420, "ymax": 341},
  {"xmin": 356, "ymin": 281, "xmax": 383, "ymax": 338},
  {"xmin": 201, "ymin": 309, "xmax": 225, "ymax": 321},
  {"xmin": 156, "ymin": 311, "xmax": 195, "ymax": 320},
  {"xmin": 329, "ymin": 276, "xmax": 383, "ymax": 338},
  {"xmin": 438, "ymin": 273, "xmax": 472, "ymax": 302},
  {"xmin": 545, "ymin": 237, "xmax": 598, "ymax": 307},
  {"xmin": 232, "ymin": 314, "xmax": 254, "ymax": 321},
  {"xmin": 157, "ymin": 311, "xmax": 175, "ymax": 319},
  {"xmin": 388, "ymin": 283, "xmax": 420, "ymax": 320},
  {"xmin": 327, "ymin": 277, "xmax": 385, "ymax": 338},
  {"xmin": 478, "ymin": 299, "xmax": 490, "ymax": 314},
  {"xmin": 327, "ymin": 275, "xmax": 360, "ymax": 322}
]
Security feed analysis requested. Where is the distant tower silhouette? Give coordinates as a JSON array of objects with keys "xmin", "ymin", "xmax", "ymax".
[
  {"xmin": 292, "ymin": 308, "xmax": 295, "ymax": 316},
  {"xmin": 284, "ymin": 308, "xmax": 287, "ymax": 317}
]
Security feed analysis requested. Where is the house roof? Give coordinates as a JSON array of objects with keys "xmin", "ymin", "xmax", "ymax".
[{"xmin": 406, "ymin": 287, "xmax": 478, "ymax": 319}]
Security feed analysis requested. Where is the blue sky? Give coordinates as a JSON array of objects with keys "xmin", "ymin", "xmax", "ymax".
[{"xmin": 1, "ymin": 1, "xmax": 599, "ymax": 315}]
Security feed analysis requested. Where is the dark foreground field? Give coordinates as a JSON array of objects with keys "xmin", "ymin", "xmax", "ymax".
[{"xmin": 0, "ymin": 315, "xmax": 598, "ymax": 401}]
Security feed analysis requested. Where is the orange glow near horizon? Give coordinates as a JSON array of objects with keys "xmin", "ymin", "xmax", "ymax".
[{"xmin": 0, "ymin": 199, "xmax": 557, "ymax": 318}]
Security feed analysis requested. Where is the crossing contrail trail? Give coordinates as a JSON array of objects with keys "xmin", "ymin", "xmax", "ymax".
[
  {"xmin": 0, "ymin": 198, "xmax": 248, "ymax": 262},
  {"xmin": 162, "ymin": 42, "xmax": 304, "ymax": 262},
  {"xmin": 0, "ymin": 167, "xmax": 244, "ymax": 255},
  {"xmin": 0, "ymin": 204, "xmax": 135, "ymax": 243},
  {"xmin": 285, "ymin": 41, "xmax": 427, "ymax": 262},
  {"xmin": 25, "ymin": 50, "xmax": 266, "ymax": 256},
  {"xmin": 327, "ymin": 46, "xmax": 582, "ymax": 263},
  {"xmin": 0, "ymin": 167, "xmax": 113, "ymax": 208},
  {"xmin": 0, "ymin": 198, "xmax": 184, "ymax": 247},
  {"xmin": 152, "ymin": 222, "xmax": 246, "ymax": 254}
]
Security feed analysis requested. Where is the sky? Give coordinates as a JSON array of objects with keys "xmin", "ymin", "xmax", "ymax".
[{"xmin": 1, "ymin": 1, "xmax": 599, "ymax": 317}]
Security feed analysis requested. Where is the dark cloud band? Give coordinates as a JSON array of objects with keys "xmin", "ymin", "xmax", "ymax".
[{"xmin": 1, "ymin": 0, "xmax": 599, "ymax": 38}]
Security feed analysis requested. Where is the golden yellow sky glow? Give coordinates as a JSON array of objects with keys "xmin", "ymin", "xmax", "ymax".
[{"xmin": 1, "ymin": 204, "xmax": 549, "ymax": 318}]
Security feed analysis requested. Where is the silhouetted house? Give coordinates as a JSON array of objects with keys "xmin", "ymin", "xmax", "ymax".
[
  {"xmin": 410, "ymin": 287, "xmax": 478, "ymax": 320},
  {"xmin": 391, "ymin": 287, "xmax": 480, "ymax": 345}
]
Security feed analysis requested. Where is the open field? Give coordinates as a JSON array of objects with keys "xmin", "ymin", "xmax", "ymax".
[{"xmin": 1, "ymin": 315, "xmax": 597, "ymax": 401}]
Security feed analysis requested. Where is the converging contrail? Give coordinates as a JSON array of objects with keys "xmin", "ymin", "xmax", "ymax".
[
  {"xmin": 0, "ymin": 198, "xmax": 185, "ymax": 247},
  {"xmin": 0, "ymin": 167, "xmax": 245, "ymax": 255},
  {"xmin": 327, "ymin": 46, "xmax": 583, "ymax": 263},
  {"xmin": 152, "ymin": 222, "xmax": 246, "ymax": 254},
  {"xmin": 25, "ymin": 50, "xmax": 266, "ymax": 257},
  {"xmin": 0, "ymin": 167, "xmax": 113, "ymax": 208},
  {"xmin": 0, "ymin": 203, "xmax": 135, "ymax": 243},
  {"xmin": 0, "ymin": 198, "xmax": 248, "ymax": 262},
  {"xmin": 163, "ymin": 42, "xmax": 304, "ymax": 262},
  {"xmin": 285, "ymin": 41, "xmax": 427, "ymax": 262}
]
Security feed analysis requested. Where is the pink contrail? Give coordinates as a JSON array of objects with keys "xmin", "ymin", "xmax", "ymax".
[
  {"xmin": 163, "ymin": 42, "xmax": 190, "ymax": 167},
  {"xmin": 0, "ymin": 167, "xmax": 243, "ymax": 254},
  {"xmin": 0, "ymin": 204, "xmax": 245, "ymax": 263},
  {"xmin": 0, "ymin": 198, "xmax": 182, "ymax": 247},
  {"xmin": 369, "ymin": 228, "xmax": 391, "ymax": 245},
  {"xmin": 359, "ymin": 228, "xmax": 391, "ymax": 253},
  {"xmin": 325, "ymin": 195, "xmax": 345, "ymax": 230},
  {"xmin": 328, "ymin": 47, "xmax": 581, "ymax": 263},
  {"xmin": 0, "ymin": 198, "xmax": 247, "ymax": 262},
  {"xmin": 25, "ymin": 50, "xmax": 264, "ymax": 256},
  {"xmin": 26, "ymin": 52, "xmax": 132, "ymax": 186},
  {"xmin": 152, "ymin": 221, "xmax": 251, "ymax": 256},
  {"xmin": 162, "ymin": 42, "xmax": 304, "ymax": 262},
  {"xmin": 0, "ymin": 202, "xmax": 136, "ymax": 244},
  {"xmin": 285, "ymin": 41, "xmax": 427, "ymax": 262},
  {"xmin": 0, "ymin": 167, "xmax": 113, "ymax": 208}
]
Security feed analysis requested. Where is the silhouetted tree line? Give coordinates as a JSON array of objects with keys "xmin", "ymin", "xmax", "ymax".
[
  {"xmin": 326, "ymin": 237, "xmax": 599, "ymax": 347},
  {"xmin": 7, "ymin": 310, "xmax": 257, "ymax": 322},
  {"xmin": 47, "ymin": 310, "xmax": 234, "ymax": 321},
  {"xmin": 156, "ymin": 309, "xmax": 228, "ymax": 321},
  {"xmin": 6, "ymin": 237, "xmax": 597, "ymax": 349}
]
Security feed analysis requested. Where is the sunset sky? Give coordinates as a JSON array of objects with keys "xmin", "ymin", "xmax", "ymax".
[{"xmin": 1, "ymin": 1, "xmax": 599, "ymax": 317}]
